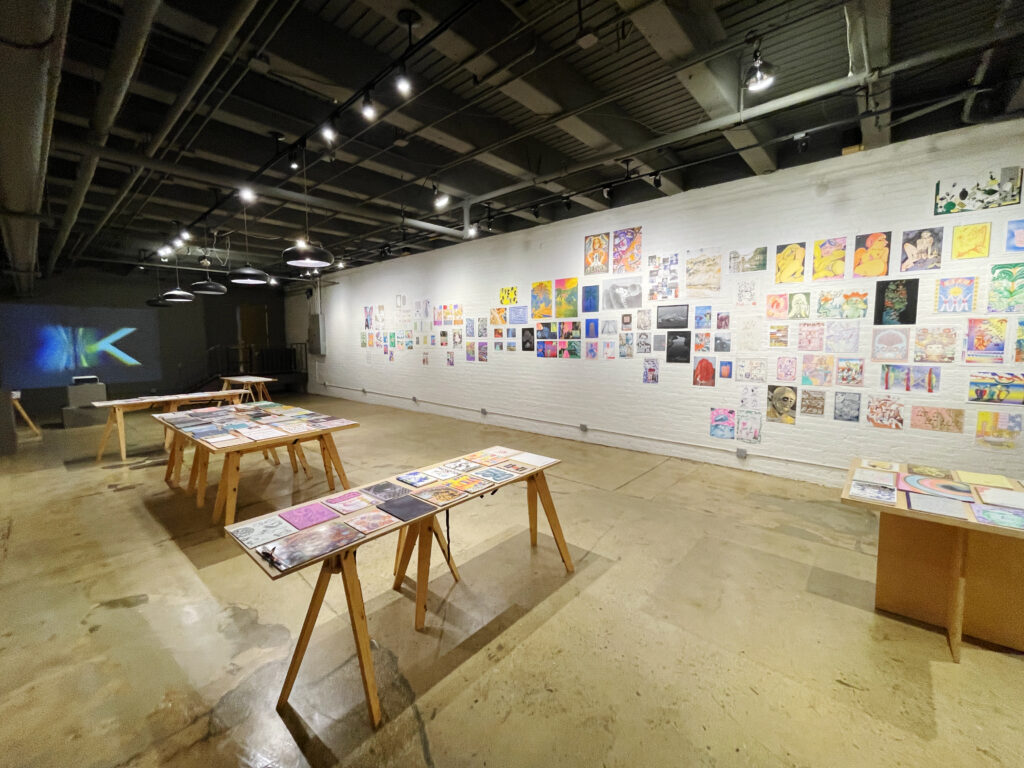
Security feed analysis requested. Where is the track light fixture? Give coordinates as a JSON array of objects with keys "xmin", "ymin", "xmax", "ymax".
[
  {"xmin": 602, "ymin": 185, "xmax": 612, "ymax": 200},
  {"xmin": 172, "ymin": 237, "xmax": 184, "ymax": 248},
  {"xmin": 321, "ymin": 121, "xmax": 337, "ymax": 143},
  {"xmin": 531, "ymin": 205, "xmax": 540, "ymax": 218},
  {"xmin": 361, "ymin": 92, "xmax": 377, "ymax": 121},
  {"xmin": 744, "ymin": 44, "xmax": 775, "ymax": 92},
  {"xmin": 239, "ymin": 187, "xmax": 256, "ymax": 204},
  {"xmin": 180, "ymin": 230, "xmax": 191, "ymax": 241},
  {"xmin": 652, "ymin": 171, "xmax": 662, "ymax": 189},
  {"xmin": 466, "ymin": 223, "xmax": 478, "ymax": 238},
  {"xmin": 288, "ymin": 148, "xmax": 299, "ymax": 170},
  {"xmin": 432, "ymin": 183, "xmax": 450, "ymax": 210},
  {"xmin": 563, "ymin": 196, "xmax": 572, "ymax": 211},
  {"xmin": 396, "ymin": 65, "xmax": 412, "ymax": 97},
  {"xmin": 157, "ymin": 245, "xmax": 172, "ymax": 259}
]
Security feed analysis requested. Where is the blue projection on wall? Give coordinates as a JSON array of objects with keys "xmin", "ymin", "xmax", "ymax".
[{"xmin": 0, "ymin": 305, "xmax": 160, "ymax": 389}]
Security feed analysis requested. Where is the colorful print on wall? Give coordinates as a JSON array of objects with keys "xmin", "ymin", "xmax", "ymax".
[
  {"xmin": 965, "ymin": 318, "xmax": 1007, "ymax": 363},
  {"xmin": 874, "ymin": 278, "xmax": 918, "ymax": 325},
  {"xmin": 729, "ymin": 247, "xmax": 767, "ymax": 273},
  {"xmin": 1018, "ymin": 318, "xmax": 1024, "ymax": 362},
  {"xmin": 601, "ymin": 277, "xmax": 643, "ymax": 309},
  {"xmin": 767, "ymin": 385, "xmax": 798, "ymax": 424},
  {"xmin": 531, "ymin": 281, "xmax": 552, "ymax": 319},
  {"xmin": 871, "ymin": 327, "xmax": 910, "ymax": 362},
  {"xmin": 951, "ymin": 222, "xmax": 990, "ymax": 260},
  {"xmin": 581, "ymin": 285, "xmax": 599, "ymax": 313},
  {"xmin": 584, "ymin": 233, "xmax": 610, "ymax": 275},
  {"xmin": 776, "ymin": 356, "xmax": 797, "ymax": 382},
  {"xmin": 693, "ymin": 356, "xmax": 716, "ymax": 386},
  {"xmin": 934, "ymin": 167, "xmax": 1022, "ymax": 215},
  {"xmin": 935, "ymin": 276, "xmax": 975, "ymax": 313},
  {"xmin": 834, "ymin": 392, "xmax": 861, "ymax": 422},
  {"xmin": 686, "ymin": 252, "xmax": 723, "ymax": 295},
  {"xmin": 836, "ymin": 357, "xmax": 865, "ymax": 387},
  {"xmin": 912, "ymin": 326, "xmax": 956, "ymax": 364},
  {"xmin": 800, "ymin": 390, "xmax": 825, "ymax": 416},
  {"xmin": 719, "ymin": 360, "xmax": 733, "ymax": 379},
  {"xmin": 736, "ymin": 410, "xmax": 762, "ymax": 443},
  {"xmin": 466, "ymin": 342, "xmax": 476, "ymax": 361},
  {"xmin": 812, "ymin": 237, "xmax": 846, "ymax": 280},
  {"xmin": 769, "ymin": 325, "xmax": 789, "ymax": 348},
  {"xmin": 766, "ymin": 293, "xmax": 789, "ymax": 319},
  {"xmin": 694, "ymin": 332, "xmax": 711, "ymax": 352},
  {"xmin": 619, "ymin": 334, "xmax": 634, "ymax": 358},
  {"xmin": 554, "ymin": 277, "xmax": 579, "ymax": 318},
  {"xmin": 642, "ymin": 357, "xmax": 659, "ymax": 383},
  {"xmin": 490, "ymin": 307, "xmax": 507, "ymax": 326},
  {"xmin": 694, "ymin": 305, "xmax": 712, "ymax": 328},
  {"xmin": 499, "ymin": 286, "xmax": 518, "ymax": 305},
  {"xmin": 817, "ymin": 289, "xmax": 869, "ymax": 319},
  {"xmin": 900, "ymin": 228, "xmax": 943, "ymax": 272},
  {"xmin": 714, "ymin": 333, "xmax": 730, "ymax": 352},
  {"xmin": 709, "ymin": 408, "xmax": 735, "ymax": 438},
  {"xmin": 666, "ymin": 331, "xmax": 691, "ymax": 363},
  {"xmin": 910, "ymin": 406, "xmax": 964, "ymax": 434},
  {"xmin": 647, "ymin": 253, "xmax": 680, "ymax": 300},
  {"xmin": 975, "ymin": 411, "xmax": 1022, "ymax": 449},
  {"xmin": 966, "ymin": 371, "xmax": 1024, "ymax": 405},
  {"xmin": 508, "ymin": 306, "xmax": 528, "ymax": 325},
  {"xmin": 853, "ymin": 232, "xmax": 891, "ymax": 277},
  {"xmin": 880, "ymin": 364, "xmax": 941, "ymax": 393},
  {"xmin": 987, "ymin": 262, "xmax": 1024, "ymax": 313},
  {"xmin": 612, "ymin": 227, "xmax": 642, "ymax": 273},
  {"xmin": 797, "ymin": 322, "xmax": 825, "ymax": 351},
  {"xmin": 787, "ymin": 292, "xmax": 811, "ymax": 319},
  {"xmin": 775, "ymin": 242, "xmax": 806, "ymax": 284},
  {"xmin": 585, "ymin": 318, "xmax": 599, "ymax": 338},
  {"xmin": 736, "ymin": 279, "xmax": 758, "ymax": 307},
  {"xmin": 1007, "ymin": 219, "xmax": 1024, "ymax": 252},
  {"xmin": 801, "ymin": 355, "xmax": 835, "ymax": 386},
  {"xmin": 866, "ymin": 395, "xmax": 904, "ymax": 429}
]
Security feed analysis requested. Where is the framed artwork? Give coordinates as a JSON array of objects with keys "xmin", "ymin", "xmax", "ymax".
[
  {"xmin": 656, "ymin": 304, "xmax": 689, "ymax": 328},
  {"xmin": 694, "ymin": 305, "xmax": 712, "ymax": 328},
  {"xmin": 666, "ymin": 331, "xmax": 691, "ymax": 363},
  {"xmin": 788, "ymin": 292, "xmax": 811, "ymax": 319}
]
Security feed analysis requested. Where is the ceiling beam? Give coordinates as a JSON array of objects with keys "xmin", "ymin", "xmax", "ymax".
[
  {"xmin": 846, "ymin": 0, "xmax": 891, "ymax": 149},
  {"xmin": 614, "ymin": 0, "xmax": 777, "ymax": 175}
]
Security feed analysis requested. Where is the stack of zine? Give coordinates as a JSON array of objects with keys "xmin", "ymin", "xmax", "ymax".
[{"xmin": 847, "ymin": 460, "xmax": 899, "ymax": 505}]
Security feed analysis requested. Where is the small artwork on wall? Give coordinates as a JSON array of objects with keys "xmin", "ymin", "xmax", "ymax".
[
  {"xmin": 988, "ymin": 262, "xmax": 1024, "ymax": 313},
  {"xmin": 1007, "ymin": 219, "xmax": 1024, "ymax": 252},
  {"xmin": 800, "ymin": 390, "xmax": 826, "ymax": 416},
  {"xmin": 797, "ymin": 322, "xmax": 824, "ymax": 351},
  {"xmin": 584, "ymin": 233, "xmax": 610, "ymax": 275},
  {"xmin": 900, "ymin": 228, "xmax": 943, "ymax": 272},
  {"xmin": 951, "ymin": 222, "xmax": 991, "ymax": 260},
  {"xmin": 934, "ymin": 166, "xmax": 1022, "ymax": 215},
  {"xmin": 666, "ymin": 331, "xmax": 691, "ymax": 363},
  {"xmin": 910, "ymin": 406, "xmax": 964, "ymax": 434},
  {"xmin": 967, "ymin": 371, "xmax": 1024, "ymax": 405},
  {"xmin": 935, "ymin": 276, "xmax": 975, "ymax": 313},
  {"xmin": 642, "ymin": 357, "xmax": 659, "ymax": 383},
  {"xmin": 582, "ymin": 285, "xmax": 599, "ymax": 313},
  {"xmin": 695, "ymin": 305, "xmax": 712, "ymax": 328},
  {"xmin": 601, "ymin": 277, "xmax": 643, "ymax": 309},
  {"xmin": 866, "ymin": 395, "xmax": 905, "ymax": 430},
  {"xmin": 736, "ymin": 410, "xmax": 762, "ymax": 443},
  {"xmin": 834, "ymin": 392, "xmax": 861, "ymax": 422},
  {"xmin": 769, "ymin": 325, "xmax": 789, "ymax": 348},
  {"xmin": 788, "ymin": 292, "xmax": 811, "ymax": 319},
  {"xmin": 767, "ymin": 385, "xmax": 798, "ymax": 424},
  {"xmin": 709, "ymin": 408, "xmax": 735, "ymax": 438},
  {"xmin": 913, "ymin": 327, "xmax": 957, "ymax": 363},
  {"xmin": 975, "ymin": 411, "xmax": 1022, "ymax": 448},
  {"xmin": 499, "ymin": 286, "xmax": 518, "ymax": 305},
  {"xmin": 874, "ymin": 278, "xmax": 918, "ymax": 325},
  {"xmin": 835, "ymin": 357, "xmax": 865, "ymax": 387},
  {"xmin": 653, "ymin": 333, "xmax": 666, "ymax": 352},
  {"xmin": 729, "ymin": 247, "xmax": 767, "ymax": 273},
  {"xmin": 801, "ymin": 354, "xmax": 835, "ymax": 386},
  {"xmin": 693, "ymin": 356, "xmax": 716, "ymax": 386},
  {"xmin": 766, "ymin": 293, "xmax": 789, "ymax": 319},
  {"xmin": 719, "ymin": 360, "xmax": 733, "ymax": 379},
  {"xmin": 686, "ymin": 252, "xmax": 723, "ymax": 295},
  {"xmin": 490, "ymin": 307, "xmax": 507, "ymax": 325},
  {"xmin": 965, "ymin": 318, "xmax": 1007, "ymax": 363},
  {"xmin": 613, "ymin": 227, "xmax": 642, "ymax": 273},
  {"xmin": 554, "ymin": 277, "xmax": 579, "ymax": 318},
  {"xmin": 776, "ymin": 356, "xmax": 797, "ymax": 381},
  {"xmin": 871, "ymin": 327, "xmax": 910, "ymax": 362},
  {"xmin": 736, "ymin": 358, "xmax": 767, "ymax": 383},
  {"xmin": 521, "ymin": 328, "xmax": 535, "ymax": 351},
  {"xmin": 775, "ymin": 242, "xmax": 806, "ymax": 284},
  {"xmin": 657, "ymin": 304, "xmax": 689, "ymax": 328},
  {"xmin": 647, "ymin": 253, "xmax": 680, "ymax": 300},
  {"xmin": 531, "ymin": 281, "xmax": 552, "ymax": 319},
  {"xmin": 853, "ymin": 232, "xmax": 891, "ymax": 277},
  {"xmin": 812, "ymin": 237, "xmax": 846, "ymax": 280}
]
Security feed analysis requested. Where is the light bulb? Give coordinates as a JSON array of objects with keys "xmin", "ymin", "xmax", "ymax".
[
  {"xmin": 396, "ymin": 74, "xmax": 412, "ymax": 96},
  {"xmin": 239, "ymin": 187, "xmax": 256, "ymax": 203},
  {"xmin": 321, "ymin": 124, "xmax": 336, "ymax": 142},
  {"xmin": 361, "ymin": 94, "xmax": 377, "ymax": 121}
]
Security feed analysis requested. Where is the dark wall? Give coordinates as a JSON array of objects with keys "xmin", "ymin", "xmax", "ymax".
[{"xmin": 0, "ymin": 264, "xmax": 285, "ymax": 420}]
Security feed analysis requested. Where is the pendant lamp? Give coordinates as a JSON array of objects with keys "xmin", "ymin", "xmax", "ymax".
[
  {"xmin": 191, "ymin": 272, "xmax": 228, "ymax": 294},
  {"xmin": 161, "ymin": 255, "xmax": 194, "ymax": 302},
  {"xmin": 145, "ymin": 268, "xmax": 172, "ymax": 306},
  {"xmin": 283, "ymin": 147, "xmax": 335, "ymax": 269},
  {"xmin": 228, "ymin": 204, "xmax": 269, "ymax": 285}
]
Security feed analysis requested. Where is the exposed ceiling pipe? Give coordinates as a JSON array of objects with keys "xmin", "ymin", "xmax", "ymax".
[
  {"xmin": 45, "ymin": 0, "xmax": 162, "ymax": 276},
  {"xmin": 463, "ymin": 20, "xmax": 1024, "ymax": 207},
  {"xmin": 961, "ymin": 0, "xmax": 1013, "ymax": 124},
  {"xmin": 51, "ymin": 138, "xmax": 466, "ymax": 241},
  {"xmin": 67, "ymin": 0, "xmax": 262, "ymax": 264},
  {"xmin": 0, "ymin": 0, "xmax": 71, "ymax": 295}
]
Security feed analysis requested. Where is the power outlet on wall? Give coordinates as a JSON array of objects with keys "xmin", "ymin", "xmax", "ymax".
[{"xmin": 736, "ymin": 448, "xmax": 748, "ymax": 459}]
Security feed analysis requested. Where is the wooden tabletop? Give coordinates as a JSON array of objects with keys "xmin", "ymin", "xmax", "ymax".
[
  {"xmin": 154, "ymin": 408, "xmax": 359, "ymax": 455},
  {"xmin": 92, "ymin": 390, "xmax": 247, "ymax": 408},
  {"xmin": 220, "ymin": 375, "xmax": 277, "ymax": 383},
  {"xmin": 227, "ymin": 448, "xmax": 560, "ymax": 580},
  {"xmin": 839, "ymin": 458, "xmax": 1024, "ymax": 541}
]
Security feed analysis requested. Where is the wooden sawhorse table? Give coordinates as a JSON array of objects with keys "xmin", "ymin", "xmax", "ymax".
[{"xmin": 220, "ymin": 375, "xmax": 276, "ymax": 402}]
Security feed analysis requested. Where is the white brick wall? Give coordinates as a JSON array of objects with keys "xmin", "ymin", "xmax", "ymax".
[{"xmin": 288, "ymin": 120, "xmax": 1024, "ymax": 487}]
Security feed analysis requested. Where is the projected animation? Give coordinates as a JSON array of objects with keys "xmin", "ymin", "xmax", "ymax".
[{"xmin": 0, "ymin": 305, "xmax": 160, "ymax": 389}]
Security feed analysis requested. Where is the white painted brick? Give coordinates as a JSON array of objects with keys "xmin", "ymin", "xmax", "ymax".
[{"xmin": 288, "ymin": 121, "xmax": 1024, "ymax": 487}]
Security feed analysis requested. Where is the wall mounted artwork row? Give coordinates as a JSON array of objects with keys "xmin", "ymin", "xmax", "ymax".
[{"xmin": 356, "ymin": 188, "xmax": 1024, "ymax": 452}]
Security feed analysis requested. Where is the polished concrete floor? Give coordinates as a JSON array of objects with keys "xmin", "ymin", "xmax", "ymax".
[{"xmin": 1, "ymin": 395, "xmax": 1021, "ymax": 768}]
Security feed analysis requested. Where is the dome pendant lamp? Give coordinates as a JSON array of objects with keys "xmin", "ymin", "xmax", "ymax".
[
  {"xmin": 161, "ymin": 255, "xmax": 195, "ymax": 303},
  {"xmin": 228, "ymin": 203, "xmax": 270, "ymax": 285},
  {"xmin": 283, "ymin": 147, "xmax": 334, "ymax": 270},
  {"xmin": 146, "ymin": 269, "xmax": 172, "ymax": 307}
]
